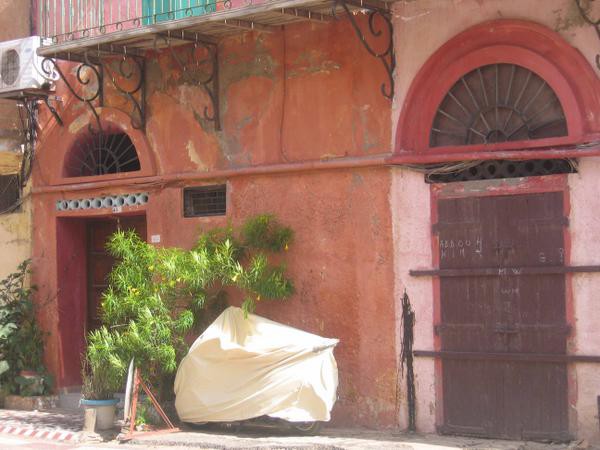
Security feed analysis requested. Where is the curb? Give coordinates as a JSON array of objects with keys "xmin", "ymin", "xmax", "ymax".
[{"xmin": 0, "ymin": 424, "xmax": 77, "ymax": 442}]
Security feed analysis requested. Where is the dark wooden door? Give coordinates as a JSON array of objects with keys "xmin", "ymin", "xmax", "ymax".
[
  {"xmin": 437, "ymin": 192, "xmax": 569, "ymax": 441},
  {"xmin": 86, "ymin": 216, "xmax": 146, "ymax": 332}
]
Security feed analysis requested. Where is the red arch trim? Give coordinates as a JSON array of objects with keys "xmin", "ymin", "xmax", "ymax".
[
  {"xmin": 393, "ymin": 19, "xmax": 600, "ymax": 162},
  {"xmin": 44, "ymin": 107, "xmax": 157, "ymax": 186}
]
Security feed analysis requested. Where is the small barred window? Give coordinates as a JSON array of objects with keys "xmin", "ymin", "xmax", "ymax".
[
  {"xmin": 183, "ymin": 185, "xmax": 226, "ymax": 217},
  {"xmin": 0, "ymin": 174, "xmax": 20, "ymax": 213}
]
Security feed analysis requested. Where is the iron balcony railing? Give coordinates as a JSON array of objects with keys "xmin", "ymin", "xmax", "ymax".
[{"xmin": 34, "ymin": 0, "xmax": 267, "ymax": 44}]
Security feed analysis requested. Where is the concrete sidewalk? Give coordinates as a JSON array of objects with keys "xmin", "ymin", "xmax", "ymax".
[
  {"xmin": 0, "ymin": 408, "xmax": 82, "ymax": 442},
  {"xmin": 0, "ymin": 408, "xmax": 594, "ymax": 449},
  {"xmin": 126, "ymin": 425, "xmax": 593, "ymax": 450}
]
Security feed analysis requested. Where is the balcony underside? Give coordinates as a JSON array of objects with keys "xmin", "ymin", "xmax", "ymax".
[{"xmin": 37, "ymin": 0, "xmax": 391, "ymax": 59}]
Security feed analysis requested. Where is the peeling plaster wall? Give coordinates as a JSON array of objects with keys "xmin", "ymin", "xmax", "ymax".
[
  {"xmin": 0, "ymin": 186, "xmax": 32, "ymax": 279},
  {"xmin": 391, "ymin": 0, "xmax": 600, "ymax": 441},
  {"xmin": 32, "ymin": 17, "xmax": 397, "ymax": 428},
  {"xmin": 31, "ymin": 0, "xmax": 600, "ymax": 435},
  {"xmin": 0, "ymin": 0, "xmax": 31, "ymax": 279}
]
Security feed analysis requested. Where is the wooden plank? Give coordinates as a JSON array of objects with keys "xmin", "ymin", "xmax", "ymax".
[
  {"xmin": 410, "ymin": 265, "xmax": 600, "ymax": 277},
  {"xmin": 221, "ymin": 18, "xmax": 280, "ymax": 33},
  {"xmin": 0, "ymin": 151, "xmax": 21, "ymax": 174},
  {"xmin": 274, "ymin": 8, "xmax": 332, "ymax": 22},
  {"xmin": 414, "ymin": 350, "xmax": 600, "ymax": 364},
  {"xmin": 344, "ymin": 0, "xmax": 391, "ymax": 12}
]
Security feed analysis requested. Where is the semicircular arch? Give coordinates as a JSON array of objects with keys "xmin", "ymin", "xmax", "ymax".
[
  {"xmin": 394, "ymin": 19, "xmax": 600, "ymax": 159},
  {"xmin": 43, "ymin": 107, "xmax": 157, "ymax": 186}
]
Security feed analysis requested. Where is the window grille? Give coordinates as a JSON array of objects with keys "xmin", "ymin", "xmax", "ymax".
[
  {"xmin": 430, "ymin": 64, "xmax": 567, "ymax": 147},
  {"xmin": 0, "ymin": 174, "xmax": 20, "ymax": 213},
  {"xmin": 426, "ymin": 159, "xmax": 576, "ymax": 183},
  {"xmin": 66, "ymin": 132, "xmax": 140, "ymax": 177},
  {"xmin": 183, "ymin": 185, "xmax": 226, "ymax": 217}
]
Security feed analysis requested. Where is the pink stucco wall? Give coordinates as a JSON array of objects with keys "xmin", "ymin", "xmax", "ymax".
[
  {"xmin": 390, "ymin": 0, "xmax": 600, "ymax": 442},
  {"xmin": 568, "ymin": 158, "xmax": 600, "ymax": 443}
]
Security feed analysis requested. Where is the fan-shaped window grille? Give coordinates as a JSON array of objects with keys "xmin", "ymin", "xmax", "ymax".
[
  {"xmin": 66, "ymin": 132, "xmax": 140, "ymax": 178},
  {"xmin": 430, "ymin": 64, "xmax": 567, "ymax": 147}
]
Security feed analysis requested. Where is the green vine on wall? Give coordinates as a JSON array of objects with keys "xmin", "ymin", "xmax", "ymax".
[{"xmin": 0, "ymin": 260, "xmax": 52, "ymax": 396}]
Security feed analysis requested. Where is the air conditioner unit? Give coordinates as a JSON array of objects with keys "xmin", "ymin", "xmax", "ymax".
[{"xmin": 0, "ymin": 36, "xmax": 52, "ymax": 98}]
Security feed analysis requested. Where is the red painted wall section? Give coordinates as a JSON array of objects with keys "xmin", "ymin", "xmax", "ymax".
[
  {"xmin": 147, "ymin": 169, "xmax": 397, "ymax": 426},
  {"xmin": 32, "ymin": 16, "xmax": 397, "ymax": 428},
  {"xmin": 143, "ymin": 19, "xmax": 390, "ymax": 173},
  {"xmin": 228, "ymin": 170, "xmax": 396, "ymax": 426}
]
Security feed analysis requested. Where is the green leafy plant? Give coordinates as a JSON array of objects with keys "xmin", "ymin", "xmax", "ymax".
[
  {"xmin": 85, "ymin": 214, "xmax": 294, "ymax": 399},
  {"xmin": 81, "ymin": 351, "xmax": 120, "ymax": 401},
  {"xmin": 0, "ymin": 260, "xmax": 52, "ymax": 396},
  {"xmin": 135, "ymin": 397, "xmax": 159, "ymax": 427}
]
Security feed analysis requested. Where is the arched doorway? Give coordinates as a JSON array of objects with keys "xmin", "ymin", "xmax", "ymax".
[
  {"xmin": 396, "ymin": 19, "xmax": 600, "ymax": 441},
  {"xmin": 55, "ymin": 125, "xmax": 148, "ymax": 388}
]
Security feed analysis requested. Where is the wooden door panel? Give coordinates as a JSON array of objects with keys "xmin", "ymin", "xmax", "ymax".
[
  {"xmin": 503, "ymin": 362, "xmax": 568, "ymax": 439},
  {"xmin": 438, "ymin": 193, "xmax": 568, "ymax": 440},
  {"xmin": 86, "ymin": 216, "xmax": 146, "ymax": 333},
  {"xmin": 442, "ymin": 360, "xmax": 498, "ymax": 435}
]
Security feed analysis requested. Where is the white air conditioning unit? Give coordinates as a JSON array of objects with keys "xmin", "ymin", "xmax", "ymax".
[{"xmin": 0, "ymin": 36, "xmax": 52, "ymax": 98}]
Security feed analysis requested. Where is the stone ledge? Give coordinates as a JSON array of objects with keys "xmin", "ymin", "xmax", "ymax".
[{"xmin": 4, "ymin": 395, "xmax": 59, "ymax": 411}]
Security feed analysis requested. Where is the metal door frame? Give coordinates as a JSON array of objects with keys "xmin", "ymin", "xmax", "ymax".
[{"xmin": 428, "ymin": 174, "xmax": 576, "ymax": 437}]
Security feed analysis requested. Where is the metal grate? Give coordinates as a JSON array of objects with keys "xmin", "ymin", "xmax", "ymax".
[
  {"xmin": 66, "ymin": 132, "xmax": 140, "ymax": 177},
  {"xmin": 1, "ymin": 49, "xmax": 19, "ymax": 86},
  {"xmin": 183, "ymin": 185, "xmax": 226, "ymax": 217},
  {"xmin": 426, "ymin": 159, "xmax": 576, "ymax": 183},
  {"xmin": 430, "ymin": 64, "xmax": 567, "ymax": 147},
  {"xmin": 0, "ymin": 174, "xmax": 20, "ymax": 213}
]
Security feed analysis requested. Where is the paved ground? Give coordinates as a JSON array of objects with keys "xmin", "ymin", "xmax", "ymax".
[
  {"xmin": 0, "ymin": 408, "xmax": 83, "ymax": 432},
  {"xmin": 126, "ymin": 425, "xmax": 594, "ymax": 450},
  {"xmin": 0, "ymin": 408, "xmax": 596, "ymax": 449}
]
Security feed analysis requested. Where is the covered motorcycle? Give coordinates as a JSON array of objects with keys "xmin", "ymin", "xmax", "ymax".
[{"xmin": 174, "ymin": 306, "xmax": 339, "ymax": 426}]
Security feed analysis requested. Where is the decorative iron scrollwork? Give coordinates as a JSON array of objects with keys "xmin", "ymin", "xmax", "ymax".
[
  {"xmin": 333, "ymin": 0, "xmax": 395, "ymax": 100},
  {"xmin": 102, "ymin": 54, "xmax": 146, "ymax": 129},
  {"xmin": 159, "ymin": 35, "xmax": 220, "ymax": 130},
  {"xmin": 575, "ymin": 0, "xmax": 600, "ymax": 70},
  {"xmin": 41, "ymin": 95, "xmax": 63, "ymax": 126},
  {"xmin": 41, "ymin": 55, "xmax": 104, "ymax": 133}
]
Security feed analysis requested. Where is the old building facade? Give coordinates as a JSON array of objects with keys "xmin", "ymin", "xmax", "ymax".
[
  {"xmin": 16, "ymin": 0, "xmax": 600, "ymax": 444},
  {"xmin": 0, "ymin": 0, "xmax": 36, "ymax": 278}
]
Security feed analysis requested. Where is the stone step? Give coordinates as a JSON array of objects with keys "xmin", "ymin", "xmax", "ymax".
[{"xmin": 57, "ymin": 391, "xmax": 81, "ymax": 410}]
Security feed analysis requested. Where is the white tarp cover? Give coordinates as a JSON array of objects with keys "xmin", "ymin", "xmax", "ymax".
[{"xmin": 174, "ymin": 306, "xmax": 339, "ymax": 423}]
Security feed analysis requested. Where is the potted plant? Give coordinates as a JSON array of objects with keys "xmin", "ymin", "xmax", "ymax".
[
  {"xmin": 79, "ymin": 214, "xmax": 295, "ymax": 430},
  {"xmin": 80, "ymin": 351, "xmax": 120, "ymax": 431}
]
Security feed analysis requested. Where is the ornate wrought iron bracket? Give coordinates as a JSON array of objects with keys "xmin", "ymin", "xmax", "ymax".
[
  {"xmin": 41, "ymin": 96, "xmax": 63, "ymax": 126},
  {"xmin": 41, "ymin": 55, "xmax": 104, "ymax": 133},
  {"xmin": 332, "ymin": 0, "xmax": 395, "ymax": 100},
  {"xmin": 158, "ymin": 32, "xmax": 221, "ymax": 131},
  {"xmin": 101, "ymin": 54, "xmax": 146, "ymax": 130},
  {"xmin": 575, "ymin": 0, "xmax": 600, "ymax": 70}
]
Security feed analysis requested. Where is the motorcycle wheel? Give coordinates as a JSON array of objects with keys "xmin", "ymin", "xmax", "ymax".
[{"xmin": 290, "ymin": 421, "xmax": 322, "ymax": 435}]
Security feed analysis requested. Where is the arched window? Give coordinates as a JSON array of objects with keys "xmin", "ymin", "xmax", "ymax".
[
  {"xmin": 65, "ymin": 132, "xmax": 140, "ymax": 178},
  {"xmin": 430, "ymin": 64, "xmax": 567, "ymax": 147},
  {"xmin": 393, "ymin": 20, "xmax": 600, "ymax": 163}
]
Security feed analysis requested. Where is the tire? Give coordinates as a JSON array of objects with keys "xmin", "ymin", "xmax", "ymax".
[{"xmin": 290, "ymin": 421, "xmax": 322, "ymax": 435}]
